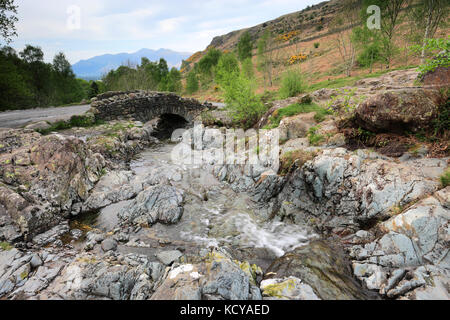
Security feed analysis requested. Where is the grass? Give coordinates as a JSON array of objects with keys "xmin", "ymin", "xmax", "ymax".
[
  {"xmin": 279, "ymin": 70, "xmax": 308, "ymax": 99},
  {"xmin": 264, "ymin": 102, "xmax": 332, "ymax": 129},
  {"xmin": 0, "ymin": 241, "xmax": 13, "ymax": 251},
  {"xmin": 441, "ymin": 169, "xmax": 450, "ymax": 188},
  {"xmin": 37, "ymin": 115, "xmax": 105, "ymax": 135},
  {"xmin": 308, "ymin": 126, "xmax": 325, "ymax": 146},
  {"xmin": 307, "ymin": 65, "xmax": 418, "ymax": 92},
  {"xmin": 279, "ymin": 149, "xmax": 317, "ymax": 175}
]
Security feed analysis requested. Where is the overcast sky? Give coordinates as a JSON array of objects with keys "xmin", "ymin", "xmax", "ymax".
[{"xmin": 11, "ymin": 0, "xmax": 324, "ymax": 64}]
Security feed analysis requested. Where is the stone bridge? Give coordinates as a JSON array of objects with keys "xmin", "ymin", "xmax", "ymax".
[{"xmin": 89, "ymin": 91, "xmax": 211, "ymax": 124}]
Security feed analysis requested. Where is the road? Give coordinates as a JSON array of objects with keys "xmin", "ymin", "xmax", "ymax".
[{"xmin": 0, "ymin": 105, "xmax": 91, "ymax": 129}]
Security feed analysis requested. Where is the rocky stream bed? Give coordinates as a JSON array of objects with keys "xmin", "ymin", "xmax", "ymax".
[{"xmin": 0, "ymin": 69, "xmax": 449, "ymax": 300}]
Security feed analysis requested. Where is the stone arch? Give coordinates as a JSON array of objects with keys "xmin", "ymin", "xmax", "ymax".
[{"xmin": 90, "ymin": 91, "xmax": 210, "ymax": 125}]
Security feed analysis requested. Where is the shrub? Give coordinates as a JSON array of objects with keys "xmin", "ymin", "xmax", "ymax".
[
  {"xmin": 279, "ymin": 70, "xmax": 308, "ymax": 99},
  {"xmin": 413, "ymin": 37, "xmax": 450, "ymax": 79},
  {"xmin": 314, "ymin": 42, "xmax": 320, "ymax": 49},
  {"xmin": 37, "ymin": 114, "xmax": 103, "ymax": 135},
  {"xmin": 223, "ymin": 73, "xmax": 266, "ymax": 129}
]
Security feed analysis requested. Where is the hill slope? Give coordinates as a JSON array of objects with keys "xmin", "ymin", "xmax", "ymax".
[{"xmin": 72, "ymin": 48, "xmax": 192, "ymax": 80}]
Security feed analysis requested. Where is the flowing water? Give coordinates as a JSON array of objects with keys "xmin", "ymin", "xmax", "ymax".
[{"xmin": 85, "ymin": 141, "xmax": 316, "ymax": 266}]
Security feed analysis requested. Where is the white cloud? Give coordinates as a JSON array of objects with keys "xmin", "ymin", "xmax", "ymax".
[{"xmin": 11, "ymin": 0, "xmax": 324, "ymax": 63}]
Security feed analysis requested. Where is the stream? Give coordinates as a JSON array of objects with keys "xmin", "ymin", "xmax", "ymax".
[{"xmin": 77, "ymin": 141, "xmax": 317, "ymax": 269}]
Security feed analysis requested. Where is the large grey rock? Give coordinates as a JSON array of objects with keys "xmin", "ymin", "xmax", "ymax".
[
  {"xmin": 264, "ymin": 241, "xmax": 378, "ymax": 300},
  {"xmin": 277, "ymin": 148, "xmax": 447, "ymax": 234},
  {"xmin": 24, "ymin": 121, "xmax": 51, "ymax": 131},
  {"xmin": 156, "ymin": 250, "xmax": 182, "ymax": 266},
  {"xmin": 151, "ymin": 249, "xmax": 261, "ymax": 301},
  {"xmin": 260, "ymin": 277, "xmax": 321, "ymax": 300},
  {"xmin": 118, "ymin": 185, "xmax": 184, "ymax": 226},
  {"xmin": 101, "ymin": 238, "xmax": 118, "ymax": 252},
  {"xmin": 350, "ymin": 187, "xmax": 450, "ymax": 299},
  {"xmin": 83, "ymin": 171, "xmax": 143, "ymax": 212},
  {"xmin": 0, "ymin": 131, "xmax": 106, "ymax": 241},
  {"xmin": 36, "ymin": 252, "xmax": 158, "ymax": 300}
]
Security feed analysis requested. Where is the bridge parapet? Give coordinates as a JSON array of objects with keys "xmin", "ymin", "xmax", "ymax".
[{"xmin": 90, "ymin": 91, "xmax": 211, "ymax": 123}]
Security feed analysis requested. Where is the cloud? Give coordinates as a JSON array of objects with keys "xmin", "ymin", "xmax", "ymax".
[{"xmin": 11, "ymin": 0, "xmax": 324, "ymax": 63}]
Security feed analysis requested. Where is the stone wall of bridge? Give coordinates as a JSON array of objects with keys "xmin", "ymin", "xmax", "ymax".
[{"xmin": 89, "ymin": 91, "xmax": 211, "ymax": 123}]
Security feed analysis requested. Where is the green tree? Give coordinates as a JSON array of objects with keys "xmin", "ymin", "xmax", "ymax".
[
  {"xmin": 257, "ymin": 30, "xmax": 275, "ymax": 87},
  {"xmin": 241, "ymin": 58, "xmax": 255, "ymax": 79},
  {"xmin": 410, "ymin": 0, "xmax": 449, "ymax": 63},
  {"xmin": 89, "ymin": 81, "xmax": 99, "ymax": 98},
  {"xmin": 52, "ymin": 52, "xmax": 84, "ymax": 104},
  {"xmin": 197, "ymin": 48, "xmax": 222, "ymax": 81},
  {"xmin": 0, "ymin": 0, "xmax": 18, "ymax": 44},
  {"xmin": 222, "ymin": 72, "xmax": 265, "ymax": 129},
  {"xmin": 237, "ymin": 31, "xmax": 253, "ymax": 61},
  {"xmin": 158, "ymin": 58, "xmax": 169, "ymax": 79},
  {"xmin": 159, "ymin": 67, "xmax": 182, "ymax": 93},
  {"xmin": 352, "ymin": 26, "xmax": 383, "ymax": 72},
  {"xmin": 215, "ymin": 52, "xmax": 240, "ymax": 86},
  {"xmin": 19, "ymin": 45, "xmax": 44, "ymax": 64},
  {"xmin": 0, "ymin": 51, "xmax": 33, "ymax": 110},
  {"xmin": 363, "ymin": 0, "xmax": 408, "ymax": 69},
  {"xmin": 53, "ymin": 52, "xmax": 74, "ymax": 77},
  {"xmin": 185, "ymin": 71, "xmax": 199, "ymax": 94}
]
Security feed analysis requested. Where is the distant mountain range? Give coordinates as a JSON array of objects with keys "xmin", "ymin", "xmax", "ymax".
[{"xmin": 72, "ymin": 48, "xmax": 192, "ymax": 80}]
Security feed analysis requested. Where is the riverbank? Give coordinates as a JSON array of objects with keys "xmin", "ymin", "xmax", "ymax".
[{"xmin": 0, "ymin": 68, "xmax": 449, "ymax": 300}]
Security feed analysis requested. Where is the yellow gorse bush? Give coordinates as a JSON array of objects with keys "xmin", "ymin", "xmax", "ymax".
[
  {"xmin": 276, "ymin": 30, "xmax": 299, "ymax": 42},
  {"xmin": 288, "ymin": 53, "xmax": 308, "ymax": 65},
  {"xmin": 186, "ymin": 51, "xmax": 203, "ymax": 63}
]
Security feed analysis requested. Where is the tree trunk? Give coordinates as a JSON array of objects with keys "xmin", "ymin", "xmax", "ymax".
[{"xmin": 421, "ymin": 2, "xmax": 433, "ymax": 64}]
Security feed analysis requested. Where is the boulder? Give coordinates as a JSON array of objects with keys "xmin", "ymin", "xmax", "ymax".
[
  {"xmin": 260, "ymin": 277, "xmax": 320, "ymax": 300},
  {"xmin": 151, "ymin": 249, "xmax": 261, "ymax": 300},
  {"xmin": 278, "ymin": 112, "xmax": 317, "ymax": 141},
  {"xmin": 36, "ymin": 252, "xmax": 160, "ymax": 300},
  {"xmin": 101, "ymin": 238, "xmax": 118, "ymax": 252},
  {"xmin": 422, "ymin": 65, "xmax": 450, "ymax": 90},
  {"xmin": 264, "ymin": 241, "xmax": 378, "ymax": 300},
  {"xmin": 118, "ymin": 185, "xmax": 184, "ymax": 227},
  {"xmin": 355, "ymin": 88, "xmax": 443, "ymax": 133},
  {"xmin": 0, "ymin": 131, "xmax": 106, "ymax": 240},
  {"xmin": 350, "ymin": 187, "xmax": 450, "ymax": 299},
  {"xmin": 156, "ymin": 250, "xmax": 183, "ymax": 266},
  {"xmin": 83, "ymin": 171, "xmax": 143, "ymax": 212},
  {"xmin": 24, "ymin": 121, "xmax": 51, "ymax": 131}
]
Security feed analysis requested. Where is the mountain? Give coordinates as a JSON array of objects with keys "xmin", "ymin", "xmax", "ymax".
[{"xmin": 72, "ymin": 48, "xmax": 192, "ymax": 80}]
